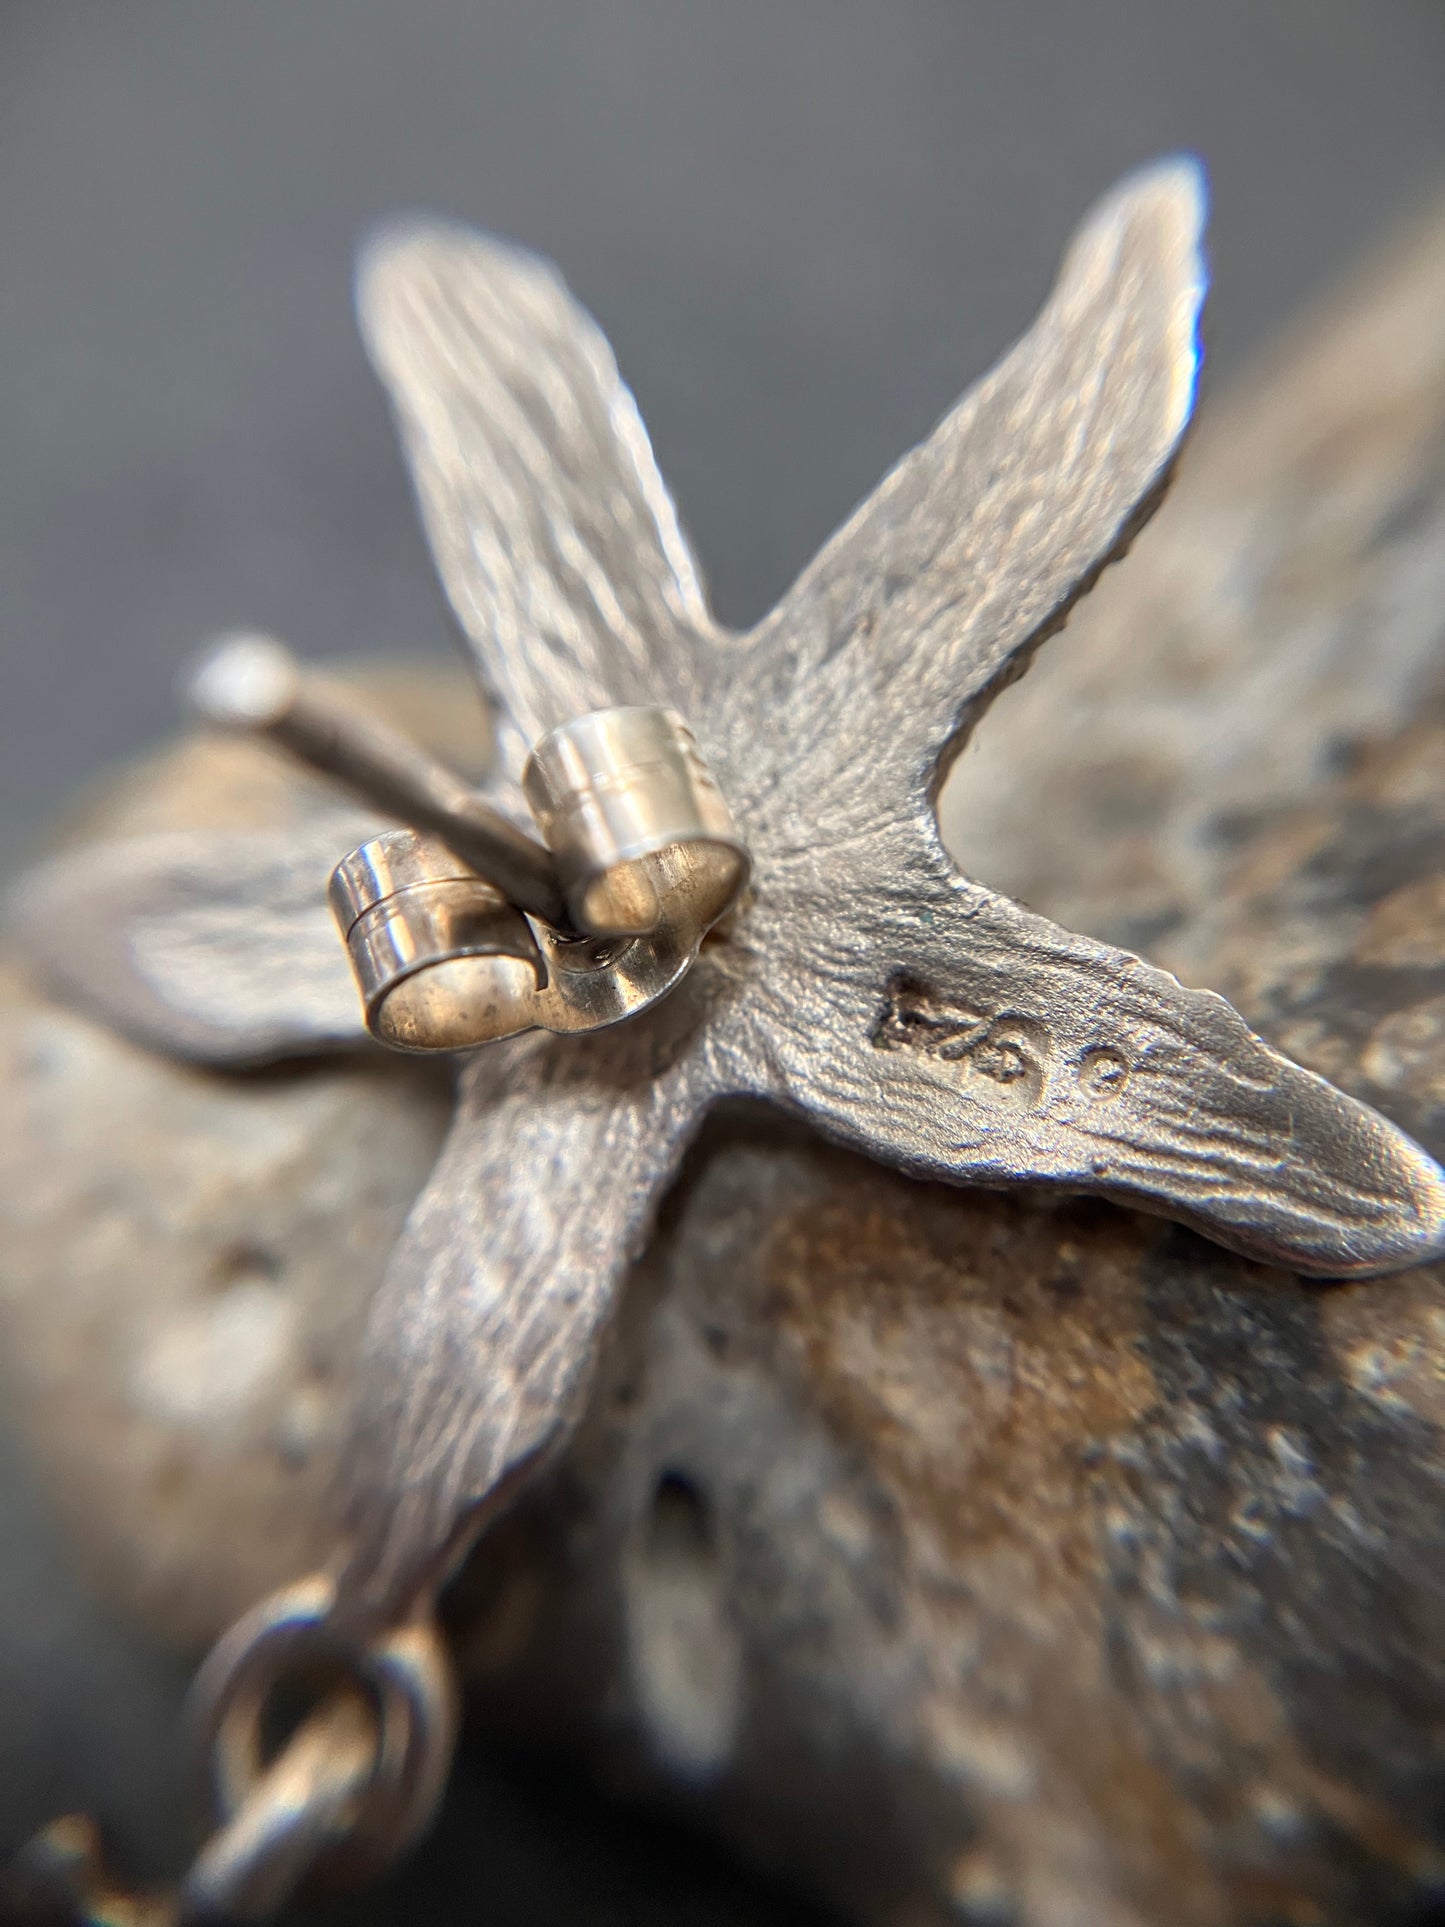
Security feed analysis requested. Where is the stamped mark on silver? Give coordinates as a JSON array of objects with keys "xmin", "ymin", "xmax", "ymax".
[
  {"xmin": 873, "ymin": 978, "xmax": 1053, "ymax": 1111},
  {"xmin": 1077, "ymin": 1045, "xmax": 1131, "ymax": 1103},
  {"xmin": 874, "ymin": 980, "xmax": 1137, "ymax": 1115}
]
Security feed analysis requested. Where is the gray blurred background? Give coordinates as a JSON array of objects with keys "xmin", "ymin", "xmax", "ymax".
[{"xmin": 2, "ymin": 2, "xmax": 1444, "ymax": 1920}]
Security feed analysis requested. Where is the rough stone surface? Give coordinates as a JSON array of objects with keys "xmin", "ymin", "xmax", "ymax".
[
  {"xmin": 943, "ymin": 205, "xmax": 1445, "ymax": 964},
  {"xmin": 466, "ymin": 695, "xmax": 1445, "ymax": 1927},
  {"xmin": 4, "ymin": 221, "xmax": 1445, "ymax": 1925},
  {"xmin": 0, "ymin": 670, "xmax": 478, "ymax": 1647}
]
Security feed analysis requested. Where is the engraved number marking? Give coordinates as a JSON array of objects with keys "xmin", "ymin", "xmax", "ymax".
[
  {"xmin": 874, "ymin": 979, "xmax": 1053, "ymax": 1111},
  {"xmin": 875, "ymin": 980, "xmax": 1134, "ymax": 1114}
]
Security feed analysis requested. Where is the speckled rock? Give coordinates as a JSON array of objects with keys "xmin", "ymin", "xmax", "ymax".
[
  {"xmin": 943, "ymin": 204, "xmax": 1445, "ymax": 961},
  {"xmin": 4, "ymin": 215, "xmax": 1445, "ymax": 1927},
  {"xmin": 0, "ymin": 671, "xmax": 476, "ymax": 1647},
  {"xmin": 0, "ymin": 967, "xmax": 452, "ymax": 1648},
  {"xmin": 461, "ymin": 690, "xmax": 1445, "ymax": 1927}
]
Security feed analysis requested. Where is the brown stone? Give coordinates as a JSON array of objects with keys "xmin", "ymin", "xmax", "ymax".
[
  {"xmin": 5, "ymin": 214, "xmax": 1445, "ymax": 1925},
  {"xmin": 0, "ymin": 674, "xmax": 476, "ymax": 1646}
]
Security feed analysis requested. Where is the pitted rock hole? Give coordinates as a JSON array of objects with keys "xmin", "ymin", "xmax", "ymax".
[
  {"xmin": 206, "ymin": 1239, "xmax": 284, "ymax": 1292},
  {"xmin": 624, "ymin": 1470, "xmax": 742, "ymax": 1781}
]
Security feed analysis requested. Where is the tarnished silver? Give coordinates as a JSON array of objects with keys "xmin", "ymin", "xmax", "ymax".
[
  {"xmin": 6, "ymin": 1814, "xmax": 184, "ymax": 1925},
  {"xmin": 187, "ymin": 636, "xmax": 753, "ymax": 1050},
  {"xmin": 13, "ymin": 159, "xmax": 1445, "ymax": 1626},
  {"xmin": 9, "ymin": 810, "xmax": 375, "ymax": 1064},
  {"xmin": 9, "ymin": 1581, "xmax": 457, "ymax": 1922},
  {"xmin": 190, "ymin": 1572, "xmax": 457, "ymax": 1890},
  {"xmin": 523, "ymin": 704, "xmax": 749, "ymax": 938},
  {"xmin": 191, "ymin": 631, "xmax": 568, "ymax": 927},
  {"xmin": 319, "ymin": 697, "xmax": 751, "ymax": 1048},
  {"xmin": 183, "ymin": 1694, "xmax": 381, "ymax": 1919},
  {"xmin": 328, "ymin": 793, "xmax": 747, "ymax": 1052},
  {"xmin": 329, "ymin": 829, "xmax": 542, "ymax": 1051}
]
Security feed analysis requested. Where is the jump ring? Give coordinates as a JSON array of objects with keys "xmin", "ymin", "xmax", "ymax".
[{"xmin": 189, "ymin": 1573, "xmax": 457, "ymax": 1886}]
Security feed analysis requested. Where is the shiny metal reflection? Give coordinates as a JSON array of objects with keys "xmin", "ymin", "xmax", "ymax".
[
  {"xmin": 523, "ymin": 706, "xmax": 749, "ymax": 938},
  {"xmin": 329, "ymin": 829, "xmax": 542, "ymax": 1052}
]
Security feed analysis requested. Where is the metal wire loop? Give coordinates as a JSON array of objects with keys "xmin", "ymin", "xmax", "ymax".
[{"xmin": 185, "ymin": 1574, "xmax": 457, "ymax": 1912}]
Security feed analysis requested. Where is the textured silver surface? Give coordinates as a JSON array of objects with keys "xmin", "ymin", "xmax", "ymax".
[
  {"xmin": 13, "ymin": 161, "xmax": 1445, "ymax": 1621},
  {"xmin": 11, "ymin": 814, "xmax": 375, "ymax": 1065}
]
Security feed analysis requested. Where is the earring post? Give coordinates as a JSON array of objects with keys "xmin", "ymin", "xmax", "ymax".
[{"xmin": 186, "ymin": 633, "xmax": 569, "ymax": 929}]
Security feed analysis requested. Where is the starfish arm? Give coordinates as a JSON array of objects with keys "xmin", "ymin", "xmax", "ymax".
[
  {"xmin": 358, "ymin": 221, "xmax": 719, "ymax": 772},
  {"xmin": 745, "ymin": 845, "xmax": 1445, "ymax": 1278},
  {"xmin": 332, "ymin": 1030, "xmax": 714, "ymax": 1621},
  {"xmin": 728, "ymin": 158, "xmax": 1205, "ymax": 836},
  {"xmin": 7, "ymin": 817, "xmax": 374, "ymax": 1065}
]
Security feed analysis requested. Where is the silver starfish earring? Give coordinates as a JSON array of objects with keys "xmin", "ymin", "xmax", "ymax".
[{"xmin": 12, "ymin": 156, "xmax": 1445, "ymax": 1914}]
